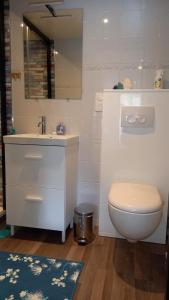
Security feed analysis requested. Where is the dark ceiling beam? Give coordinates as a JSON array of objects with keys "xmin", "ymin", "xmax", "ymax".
[{"xmin": 45, "ymin": 4, "xmax": 56, "ymax": 17}]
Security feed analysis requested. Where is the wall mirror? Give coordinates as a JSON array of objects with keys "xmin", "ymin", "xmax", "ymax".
[{"xmin": 23, "ymin": 7, "xmax": 83, "ymax": 100}]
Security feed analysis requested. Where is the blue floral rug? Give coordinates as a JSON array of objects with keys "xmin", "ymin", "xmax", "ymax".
[{"xmin": 0, "ymin": 251, "xmax": 83, "ymax": 300}]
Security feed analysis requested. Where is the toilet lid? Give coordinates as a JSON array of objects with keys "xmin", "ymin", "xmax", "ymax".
[{"xmin": 108, "ymin": 182, "xmax": 162, "ymax": 213}]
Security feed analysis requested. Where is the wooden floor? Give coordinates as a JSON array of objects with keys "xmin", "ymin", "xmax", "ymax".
[{"xmin": 0, "ymin": 225, "xmax": 167, "ymax": 300}]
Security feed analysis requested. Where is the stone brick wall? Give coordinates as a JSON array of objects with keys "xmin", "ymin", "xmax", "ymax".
[
  {"xmin": 24, "ymin": 29, "xmax": 55, "ymax": 99},
  {"xmin": 0, "ymin": 0, "xmax": 12, "ymax": 163},
  {"xmin": 4, "ymin": 0, "xmax": 12, "ymax": 133},
  {"xmin": 24, "ymin": 39, "xmax": 48, "ymax": 99}
]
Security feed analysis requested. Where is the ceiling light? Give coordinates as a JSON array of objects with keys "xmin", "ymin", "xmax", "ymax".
[
  {"xmin": 103, "ymin": 18, "xmax": 109, "ymax": 24},
  {"xmin": 54, "ymin": 50, "xmax": 59, "ymax": 55},
  {"xmin": 20, "ymin": 23, "xmax": 24, "ymax": 27},
  {"xmin": 138, "ymin": 65, "xmax": 143, "ymax": 70}
]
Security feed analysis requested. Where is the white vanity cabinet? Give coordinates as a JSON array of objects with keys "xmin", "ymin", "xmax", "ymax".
[{"xmin": 3, "ymin": 134, "xmax": 79, "ymax": 242}]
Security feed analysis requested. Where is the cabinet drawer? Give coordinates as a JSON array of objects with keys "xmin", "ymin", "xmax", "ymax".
[
  {"xmin": 6, "ymin": 185, "xmax": 65, "ymax": 230},
  {"xmin": 5, "ymin": 144, "xmax": 65, "ymax": 188}
]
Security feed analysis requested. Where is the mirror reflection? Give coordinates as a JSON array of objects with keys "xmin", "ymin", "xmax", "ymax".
[{"xmin": 23, "ymin": 7, "xmax": 83, "ymax": 100}]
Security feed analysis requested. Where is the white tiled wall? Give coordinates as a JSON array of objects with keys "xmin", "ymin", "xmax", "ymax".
[{"xmin": 10, "ymin": 0, "xmax": 169, "ymax": 223}]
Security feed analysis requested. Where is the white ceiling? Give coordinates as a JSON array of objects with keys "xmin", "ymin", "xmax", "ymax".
[{"xmin": 24, "ymin": 8, "xmax": 83, "ymax": 39}]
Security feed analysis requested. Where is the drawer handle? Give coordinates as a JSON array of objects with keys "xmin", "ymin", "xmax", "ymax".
[
  {"xmin": 24, "ymin": 154, "xmax": 43, "ymax": 160},
  {"xmin": 25, "ymin": 196, "xmax": 43, "ymax": 202}
]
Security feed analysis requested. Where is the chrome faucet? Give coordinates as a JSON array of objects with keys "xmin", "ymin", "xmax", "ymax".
[{"xmin": 37, "ymin": 116, "xmax": 47, "ymax": 134}]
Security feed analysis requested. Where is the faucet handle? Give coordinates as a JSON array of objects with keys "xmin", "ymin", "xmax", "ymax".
[{"xmin": 37, "ymin": 115, "xmax": 47, "ymax": 134}]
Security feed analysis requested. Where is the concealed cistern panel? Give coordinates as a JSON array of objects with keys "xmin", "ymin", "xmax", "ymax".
[
  {"xmin": 121, "ymin": 106, "xmax": 155, "ymax": 128},
  {"xmin": 100, "ymin": 91, "xmax": 169, "ymax": 244}
]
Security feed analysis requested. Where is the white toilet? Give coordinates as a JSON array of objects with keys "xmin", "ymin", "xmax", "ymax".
[{"xmin": 108, "ymin": 182, "xmax": 163, "ymax": 242}]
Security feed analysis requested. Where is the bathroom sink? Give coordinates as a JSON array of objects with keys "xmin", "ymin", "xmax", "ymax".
[{"xmin": 3, "ymin": 133, "xmax": 79, "ymax": 146}]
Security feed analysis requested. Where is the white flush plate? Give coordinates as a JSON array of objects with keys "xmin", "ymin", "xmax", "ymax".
[{"xmin": 121, "ymin": 106, "xmax": 155, "ymax": 128}]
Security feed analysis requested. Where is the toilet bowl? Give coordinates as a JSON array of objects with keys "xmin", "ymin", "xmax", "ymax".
[{"xmin": 108, "ymin": 182, "xmax": 163, "ymax": 242}]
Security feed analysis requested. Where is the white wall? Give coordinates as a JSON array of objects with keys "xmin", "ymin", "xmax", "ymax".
[{"xmin": 10, "ymin": 0, "xmax": 169, "ymax": 223}]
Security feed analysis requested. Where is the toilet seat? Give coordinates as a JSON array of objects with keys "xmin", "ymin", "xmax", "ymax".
[{"xmin": 108, "ymin": 182, "xmax": 162, "ymax": 214}]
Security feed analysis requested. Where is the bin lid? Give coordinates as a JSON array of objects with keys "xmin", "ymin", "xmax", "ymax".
[{"xmin": 74, "ymin": 203, "xmax": 94, "ymax": 216}]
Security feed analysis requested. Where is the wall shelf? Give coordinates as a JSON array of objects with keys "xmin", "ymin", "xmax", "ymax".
[{"xmin": 104, "ymin": 89, "xmax": 169, "ymax": 93}]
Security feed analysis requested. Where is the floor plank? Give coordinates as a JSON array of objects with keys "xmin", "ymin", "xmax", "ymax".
[{"xmin": 0, "ymin": 226, "xmax": 167, "ymax": 300}]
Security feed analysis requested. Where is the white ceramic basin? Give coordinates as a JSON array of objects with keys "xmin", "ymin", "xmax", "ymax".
[{"xmin": 3, "ymin": 133, "xmax": 79, "ymax": 146}]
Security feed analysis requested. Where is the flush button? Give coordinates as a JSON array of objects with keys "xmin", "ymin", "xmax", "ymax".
[{"xmin": 121, "ymin": 106, "xmax": 155, "ymax": 128}]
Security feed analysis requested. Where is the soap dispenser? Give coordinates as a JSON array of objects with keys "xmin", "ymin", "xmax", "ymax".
[{"xmin": 56, "ymin": 123, "xmax": 66, "ymax": 135}]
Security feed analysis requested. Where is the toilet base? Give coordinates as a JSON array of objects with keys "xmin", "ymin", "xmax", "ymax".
[{"xmin": 108, "ymin": 204, "xmax": 162, "ymax": 242}]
